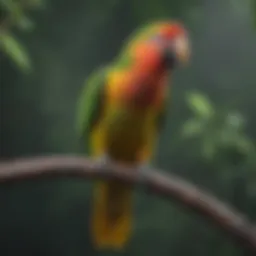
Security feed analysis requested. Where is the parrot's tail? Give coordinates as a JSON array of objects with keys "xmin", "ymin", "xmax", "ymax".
[{"xmin": 91, "ymin": 180, "xmax": 133, "ymax": 250}]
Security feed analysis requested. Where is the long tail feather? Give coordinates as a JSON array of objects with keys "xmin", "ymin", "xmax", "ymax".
[{"xmin": 91, "ymin": 180, "xmax": 133, "ymax": 250}]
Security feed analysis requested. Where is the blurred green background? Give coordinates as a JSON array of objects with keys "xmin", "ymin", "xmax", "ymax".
[{"xmin": 0, "ymin": 0, "xmax": 256, "ymax": 255}]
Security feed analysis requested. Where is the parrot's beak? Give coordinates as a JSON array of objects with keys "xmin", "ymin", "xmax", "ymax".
[
  {"xmin": 163, "ymin": 35, "xmax": 191, "ymax": 69},
  {"xmin": 173, "ymin": 35, "xmax": 191, "ymax": 66}
]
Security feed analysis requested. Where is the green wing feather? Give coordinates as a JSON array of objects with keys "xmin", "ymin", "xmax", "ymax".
[{"xmin": 76, "ymin": 66, "xmax": 109, "ymax": 154}]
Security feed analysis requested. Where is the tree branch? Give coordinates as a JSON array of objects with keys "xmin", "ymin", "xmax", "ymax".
[{"xmin": 0, "ymin": 155, "xmax": 255, "ymax": 253}]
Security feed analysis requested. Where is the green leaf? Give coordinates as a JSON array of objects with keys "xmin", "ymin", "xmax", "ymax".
[
  {"xmin": 186, "ymin": 91, "xmax": 215, "ymax": 118},
  {"xmin": 202, "ymin": 135, "xmax": 216, "ymax": 160},
  {"xmin": 17, "ymin": 16, "xmax": 35, "ymax": 31},
  {"xmin": 225, "ymin": 112, "xmax": 245, "ymax": 130},
  {"xmin": 0, "ymin": 32, "xmax": 31, "ymax": 72},
  {"xmin": 181, "ymin": 118, "xmax": 204, "ymax": 138},
  {"xmin": 0, "ymin": 0, "xmax": 35, "ymax": 31},
  {"xmin": 235, "ymin": 136, "xmax": 254, "ymax": 154}
]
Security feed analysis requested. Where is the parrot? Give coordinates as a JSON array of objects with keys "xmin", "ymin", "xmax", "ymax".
[{"xmin": 76, "ymin": 20, "xmax": 191, "ymax": 251}]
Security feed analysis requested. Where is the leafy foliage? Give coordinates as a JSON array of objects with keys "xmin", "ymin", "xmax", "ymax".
[
  {"xmin": 0, "ymin": 31, "xmax": 31, "ymax": 71},
  {"xmin": 0, "ymin": 0, "xmax": 44, "ymax": 72},
  {"xmin": 182, "ymin": 91, "xmax": 255, "ymax": 162}
]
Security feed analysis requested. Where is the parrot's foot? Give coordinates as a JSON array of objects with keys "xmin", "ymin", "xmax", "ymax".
[
  {"xmin": 93, "ymin": 154, "xmax": 113, "ymax": 170},
  {"xmin": 137, "ymin": 163, "xmax": 153, "ymax": 193},
  {"xmin": 138, "ymin": 163, "xmax": 151, "ymax": 176}
]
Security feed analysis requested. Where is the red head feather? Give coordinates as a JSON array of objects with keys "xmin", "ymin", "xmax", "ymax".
[
  {"xmin": 159, "ymin": 22, "xmax": 187, "ymax": 39},
  {"xmin": 116, "ymin": 21, "xmax": 189, "ymax": 107}
]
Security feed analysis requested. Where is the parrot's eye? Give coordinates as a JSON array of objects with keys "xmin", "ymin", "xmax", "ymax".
[
  {"xmin": 149, "ymin": 35, "xmax": 169, "ymax": 51},
  {"xmin": 149, "ymin": 35, "xmax": 162, "ymax": 44},
  {"xmin": 149, "ymin": 35, "xmax": 177, "ymax": 68}
]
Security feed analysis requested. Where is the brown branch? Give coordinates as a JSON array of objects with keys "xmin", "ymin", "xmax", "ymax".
[{"xmin": 0, "ymin": 155, "xmax": 255, "ymax": 253}]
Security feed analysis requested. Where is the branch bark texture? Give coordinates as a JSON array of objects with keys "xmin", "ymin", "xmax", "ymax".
[{"xmin": 0, "ymin": 155, "xmax": 255, "ymax": 253}]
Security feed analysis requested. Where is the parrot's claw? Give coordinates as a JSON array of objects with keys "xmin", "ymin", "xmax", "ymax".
[
  {"xmin": 92, "ymin": 154, "xmax": 113, "ymax": 170},
  {"xmin": 137, "ymin": 163, "xmax": 152, "ymax": 183},
  {"xmin": 136, "ymin": 163, "xmax": 153, "ymax": 194}
]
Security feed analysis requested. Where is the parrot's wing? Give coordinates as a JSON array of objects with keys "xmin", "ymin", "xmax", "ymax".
[{"xmin": 76, "ymin": 66, "xmax": 108, "ymax": 154}]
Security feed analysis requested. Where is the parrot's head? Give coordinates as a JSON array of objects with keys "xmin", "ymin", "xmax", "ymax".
[
  {"xmin": 121, "ymin": 21, "xmax": 191, "ymax": 70},
  {"xmin": 115, "ymin": 21, "xmax": 191, "ymax": 107},
  {"xmin": 152, "ymin": 21, "xmax": 190, "ymax": 67}
]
